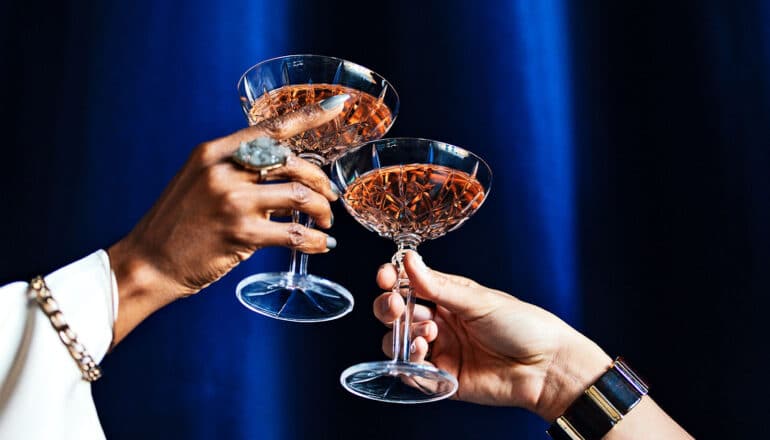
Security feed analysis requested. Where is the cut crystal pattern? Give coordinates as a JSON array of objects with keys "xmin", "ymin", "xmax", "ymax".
[{"xmin": 342, "ymin": 164, "xmax": 485, "ymax": 241}]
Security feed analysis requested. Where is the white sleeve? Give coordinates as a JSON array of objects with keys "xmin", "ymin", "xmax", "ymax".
[{"xmin": 0, "ymin": 250, "xmax": 118, "ymax": 440}]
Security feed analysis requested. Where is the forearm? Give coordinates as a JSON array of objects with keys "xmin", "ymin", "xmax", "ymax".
[{"xmin": 605, "ymin": 396, "xmax": 692, "ymax": 439}]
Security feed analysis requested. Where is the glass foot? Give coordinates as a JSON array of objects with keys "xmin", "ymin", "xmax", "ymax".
[
  {"xmin": 236, "ymin": 272, "xmax": 354, "ymax": 322},
  {"xmin": 340, "ymin": 361, "xmax": 458, "ymax": 404}
]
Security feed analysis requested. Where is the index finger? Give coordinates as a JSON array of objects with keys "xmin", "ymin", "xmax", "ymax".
[
  {"xmin": 207, "ymin": 94, "xmax": 351, "ymax": 161},
  {"xmin": 265, "ymin": 155, "xmax": 339, "ymax": 201}
]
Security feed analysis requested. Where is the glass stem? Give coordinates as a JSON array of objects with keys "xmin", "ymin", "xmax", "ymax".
[
  {"xmin": 391, "ymin": 237, "xmax": 420, "ymax": 363},
  {"xmin": 289, "ymin": 154, "xmax": 324, "ymax": 277},
  {"xmin": 288, "ymin": 210, "xmax": 314, "ymax": 276}
]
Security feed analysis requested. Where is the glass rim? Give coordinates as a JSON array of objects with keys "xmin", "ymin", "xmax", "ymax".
[
  {"xmin": 236, "ymin": 54, "xmax": 400, "ymax": 105},
  {"xmin": 337, "ymin": 137, "xmax": 492, "ymax": 178}
]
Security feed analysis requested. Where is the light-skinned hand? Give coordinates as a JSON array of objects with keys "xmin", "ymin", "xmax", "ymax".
[{"xmin": 373, "ymin": 251, "xmax": 612, "ymax": 421}]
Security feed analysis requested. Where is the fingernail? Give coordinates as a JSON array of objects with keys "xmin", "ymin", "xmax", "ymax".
[
  {"xmin": 330, "ymin": 180, "xmax": 342, "ymax": 196},
  {"xmin": 326, "ymin": 236, "xmax": 338, "ymax": 249},
  {"xmin": 329, "ymin": 211, "xmax": 335, "ymax": 227},
  {"xmin": 320, "ymin": 94, "xmax": 351, "ymax": 111},
  {"xmin": 410, "ymin": 341, "xmax": 417, "ymax": 354}
]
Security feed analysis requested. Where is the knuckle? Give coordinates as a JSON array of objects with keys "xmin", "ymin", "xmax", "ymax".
[
  {"xmin": 220, "ymin": 190, "xmax": 244, "ymax": 215},
  {"xmin": 290, "ymin": 182, "xmax": 312, "ymax": 206},
  {"xmin": 285, "ymin": 223, "xmax": 306, "ymax": 248},
  {"xmin": 299, "ymin": 106, "xmax": 321, "ymax": 124},
  {"xmin": 203, "ymin": 164, "xmax": 226, "ymax": 190},
  {"xmin": 311, "ymin": 173, "xmax": 330, "ymax": 192},
  {"xmin": 192, "ymin": 141, "xmax": 221, "ymax": 164},
  {"xmin": 433, "ymin": 273, "xmax": 451, "ymax": 288},
  {"xmin": 203, "ymin": 162, "xmax": 224, "ymax": 178},
  {"xmin": 424, "ymin": 274, "xmax": 450, "ymax": 301},
  {"xmin": 258, "ymin": 118, "xmax": 284, "ymax": 138},
  {"xmin": 452, "ymin": 274, "xmax": 479, "ymax": 288},
  {"xmin": 282, "ymin": 155, "xmax": 301, "ymax": 174},
  {"xmin": 302, "ymin": 104, "xmax": 317, "ymax": 117},
  {"xmin": 228, "ymin": 217, "xmax": 253, "ymax": 241}
]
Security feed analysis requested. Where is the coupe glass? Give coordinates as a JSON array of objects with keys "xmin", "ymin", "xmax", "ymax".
[
  {"xmin": 332, "ymin": 138, "xmax": 492, "ymax": 403},
  {"xmin": 235, "ymin": 55, "xmax": 399, "ymax": 322}
]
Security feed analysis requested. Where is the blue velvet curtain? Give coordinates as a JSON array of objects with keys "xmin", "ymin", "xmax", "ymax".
[{"xmin": 2, "ymin": 0, "xmax": 768, "ymax": 438}]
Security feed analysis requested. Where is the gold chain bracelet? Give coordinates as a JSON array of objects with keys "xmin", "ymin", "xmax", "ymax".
[{"xmin": 28, "ymin": 276, "xmax": 103, "ymax": 382}]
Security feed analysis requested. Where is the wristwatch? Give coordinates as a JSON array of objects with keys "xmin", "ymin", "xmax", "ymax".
[{"xmin": 546, "ymin": 357, "xmax": 648, "ymax": 440}]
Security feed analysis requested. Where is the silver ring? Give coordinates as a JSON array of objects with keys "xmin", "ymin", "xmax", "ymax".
[{"xmin": 232, "ymin": 136, "xmax": 292, "ymax": 181}]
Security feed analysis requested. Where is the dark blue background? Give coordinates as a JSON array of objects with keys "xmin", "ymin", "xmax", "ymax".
[{"xmin": 2, "ymin": 0, "xmax": 769, "ymax": 438}]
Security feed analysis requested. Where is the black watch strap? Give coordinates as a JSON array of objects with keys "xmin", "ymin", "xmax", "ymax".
[{"xmin": 546, "ymin": 357, "xmax": 648, "ymax": 440}]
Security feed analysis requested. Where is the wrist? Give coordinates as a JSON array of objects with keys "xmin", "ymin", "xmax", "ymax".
[
  {"xmin": 107, "ymin": 238, "xmax": 182, "ymax": 345},
  {"xmin": 535, "ymin": 330, "xmax": 613, "ymax": 421},
  {"xmin": 108, "ymin": 237, "xmax": 188, "ymax": 303}
]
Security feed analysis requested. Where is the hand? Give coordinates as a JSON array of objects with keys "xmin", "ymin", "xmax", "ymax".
[
  {"xmin": 374, "ymin": 251, "xmax": 612, "ymax": 421},
  {"xmin": 108, "ymin": 98, "xmax": 347, "ymax": 344}
]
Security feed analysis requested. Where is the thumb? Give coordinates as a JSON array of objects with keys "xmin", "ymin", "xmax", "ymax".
[
  {"xmin": 241, "ymin": 93, "xmax": 351, "ymax": 142},
  {"xmin": 209, "ymin": 93, "xmax": 351, "ymax": 160},
  {"xmin": 402, "ymin": 251, "xmax": 489, "ymax": 318}
]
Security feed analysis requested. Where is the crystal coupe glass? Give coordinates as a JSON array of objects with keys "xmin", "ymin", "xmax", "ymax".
[
  {"xmin": 333, "ymin": 138, "xmax": 492, "ymax": 403},
  {"xmin": 235, "ymin": 55, "xmax": 399, "ymax": 322}
]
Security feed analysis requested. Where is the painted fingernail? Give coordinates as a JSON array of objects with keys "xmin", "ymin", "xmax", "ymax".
[
  {"xmin": 329, "ymin": 211, "xmax": 335, "ymax": 227},
  {"xmin": 326, "ymin": 236, "xmax": 338, "ymax": 249},
  {"xmin": 330, "ymin": 180, "xmax": 342, "ymax": 196},
  {"xmin": 320, "ymin": 94, "xmax": 351, "ymax": 111}
]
